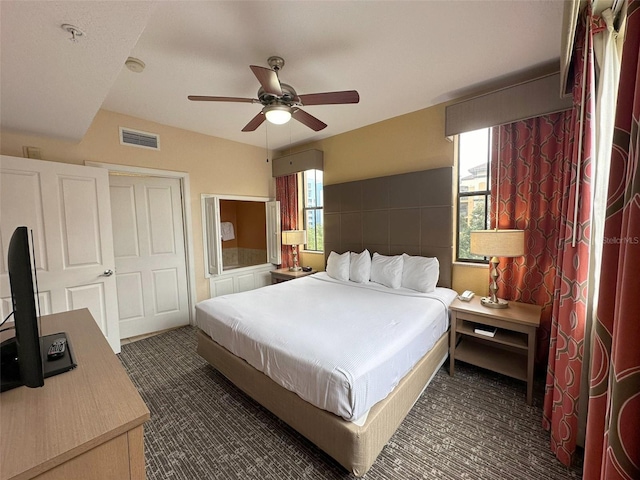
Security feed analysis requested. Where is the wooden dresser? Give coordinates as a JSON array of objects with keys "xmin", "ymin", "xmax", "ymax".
[{"xmin": 0, "ymin": 309, "xmax": 150, "ymax": 480}]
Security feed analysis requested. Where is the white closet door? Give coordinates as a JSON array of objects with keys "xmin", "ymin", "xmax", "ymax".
[
  {"xmin": 0, "ymin": 155, "xmax": 120, "ymax": 352},
  {"xmin": 110, "ymin": 175, "xmax": 189, "ymax": 339}
]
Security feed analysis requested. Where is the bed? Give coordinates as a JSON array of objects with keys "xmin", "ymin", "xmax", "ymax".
[
  {"xmin": 197, "ymin": 167, "xmax": 454, "ymax": 475},
  {"xmin": 196, "ymin": 272, "xmax": 457, "ymax": 476}
]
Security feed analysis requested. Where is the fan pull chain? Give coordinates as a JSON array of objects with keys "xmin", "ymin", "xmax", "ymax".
[
  {"xmin": 289, "ymin": 121, "xmax": 293, "ymax": 156},
  {"xmin": 265, "ymin": 122, "xmax": 269, "ymax": 162}
]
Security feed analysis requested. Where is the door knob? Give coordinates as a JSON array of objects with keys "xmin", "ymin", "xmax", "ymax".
[{"xmin": 100, "ymin": 269, "xmax": 114, "ymax": 277}]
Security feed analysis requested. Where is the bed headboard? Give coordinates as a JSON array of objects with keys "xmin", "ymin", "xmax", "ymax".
[{"xmin": 323, "ymin": 167, "xmax": 453, "ymax": 288}]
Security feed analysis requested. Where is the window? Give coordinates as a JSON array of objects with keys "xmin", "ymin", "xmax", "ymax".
[
  {"xmin": 457, "ymin": 128, "xmax": 491, "ymax": 262},
  {"xmin": 303, "ymin": 170, "xmax": 323, "ymax": 251},
  {"xmin": 202, "ymin": 195, "xmax": 280, "ymax": 276}
]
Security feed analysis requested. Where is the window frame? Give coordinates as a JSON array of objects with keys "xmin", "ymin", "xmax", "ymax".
[
  {"xmin": 302, "ymin": 169, "xmax": 324, "ymax": 252},
  {"xmin": 456, "ymin": 129, "xmax": 491, "ymax": 263},
  {"xmin": 200, "ymin": 194, "xmax": 278, "ymax": 277}
]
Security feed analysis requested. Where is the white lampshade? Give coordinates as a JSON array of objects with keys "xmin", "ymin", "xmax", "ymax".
[
  {"xmin": 281, "ymin": 230, "xmax": 307, "ymax": 246},
  {"xmin": 470, "ymin": 229, "xmax": 525, "ymax": 257},
  {"xmin": 264, "ymin": 105, "xmax": 292, "ymax": 125}
]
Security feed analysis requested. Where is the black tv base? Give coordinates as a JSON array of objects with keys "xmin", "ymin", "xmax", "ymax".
[{"xmin": 0, "ymin": 332, "xmax": 77, "ymax": 392}]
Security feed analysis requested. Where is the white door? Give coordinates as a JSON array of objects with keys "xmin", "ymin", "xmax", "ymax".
[
  {"xmin": 0, "ymin": 155, "xmax": 120, "ymax": 352},
  {"xmin": 109, "ymin": 175, "xmax": 189, "ymax": 338}
]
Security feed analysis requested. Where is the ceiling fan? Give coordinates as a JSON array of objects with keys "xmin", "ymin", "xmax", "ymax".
[{"xmin": 188, "ymin": 56, "xmax": 359, "ymax": 132}]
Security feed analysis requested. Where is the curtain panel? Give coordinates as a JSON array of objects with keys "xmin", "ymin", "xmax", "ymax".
[
  {"xmin": 542, "ymin": 8, "xmax": 594, "ymax": 467},
  {"xmin": 490, "ymin": 112, "xmax": 573, "ymax": 366},
  {"xmin": 584, "ymin": 1, "xmax": 640, "ymax": 478},
  {"xmin": 276, "ymin": 174, "xmax": 298, "ymax": 269},
  {"xmin": 490, "ymin": 9, "xmax": 595, "ymax": 466}
]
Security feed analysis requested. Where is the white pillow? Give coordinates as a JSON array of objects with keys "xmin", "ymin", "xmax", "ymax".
[
  {"xmin": 370, "ymin": 253, "xmax": 403, "ymax": 289},
  {"xmin": 401, "ymin": 254, "xmax": 440, "ymax": 293},
  {"xmin": 349, "ymin": 250, "xmax": 372, "ymax": 283},
  {"xmin": 326, "ymin": 251, "xmax": 350, "ymax": 281}
]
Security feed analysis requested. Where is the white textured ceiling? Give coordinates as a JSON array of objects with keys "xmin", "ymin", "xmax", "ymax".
[
  {"xmin": 0, "ymin": 1, "xmax": 154, "ymax": 142},
  {"xmin": 1, "ymin": 1, "xmax": 564, "ymax": 150}
]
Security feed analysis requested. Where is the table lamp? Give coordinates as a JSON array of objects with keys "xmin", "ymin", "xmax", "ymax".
[
  {"xmin": 470, "ymin": 229, "xmax": 525, "ymax": 308},
  {"xmin": 281, "ymin": 230, "xmax": 307, "ymax": 272}
]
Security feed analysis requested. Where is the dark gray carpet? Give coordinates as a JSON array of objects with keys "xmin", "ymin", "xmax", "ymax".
[{"xmin": 118, "ymin": 326, "xmax": 583, "ymax": 479}]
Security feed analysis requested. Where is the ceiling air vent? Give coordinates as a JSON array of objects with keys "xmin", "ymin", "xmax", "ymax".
[{"xmin": 119, "ymin": 127, "xmax": 160, "ymax": 150}]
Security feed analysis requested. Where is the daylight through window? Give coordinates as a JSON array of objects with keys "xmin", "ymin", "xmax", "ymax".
[
  {"xmin": 457, "ymin": 128, "xmax": 491, "ymax": 262},
  {"xmin": 303, "ymin": 170, "xmax": 324, "ymax": 252}
]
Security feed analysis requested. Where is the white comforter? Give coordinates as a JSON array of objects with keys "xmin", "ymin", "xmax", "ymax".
[{"xmin": 196, "ymin": 272, "xmax": 457, "ymax": 421}]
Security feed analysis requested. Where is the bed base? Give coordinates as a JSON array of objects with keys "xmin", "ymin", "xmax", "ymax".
[{"xmin": 196, "ymin": 329, "xmax": 448, "ymax": 477}]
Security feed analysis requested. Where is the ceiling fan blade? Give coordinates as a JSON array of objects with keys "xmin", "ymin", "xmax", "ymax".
[
  {"xmin": 241, "ymin": 112, "xmax": 266, "ymax": 132},
  {"xmin": 250, "ymin": 65, "xmax": 282, "ymax": 96},
  {"xmin": 298, "ymin": 90, "xmax": 360, "ymax": 106},
  {"xmin": 292, "ymin": 108, "xmax": 327, "ymax": 131},
  {"xmin": 188, "ymin": 95, "xmax": 257, "ymax": 103}
]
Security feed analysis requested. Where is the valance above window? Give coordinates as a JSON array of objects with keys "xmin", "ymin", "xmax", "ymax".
[
  {"xmin": 272, "ymin": 149, "xmax": 323, "ymax": 177},
  {"xmin": 444, "ymin": 73, "xmax": 573, "ymax": 137}
]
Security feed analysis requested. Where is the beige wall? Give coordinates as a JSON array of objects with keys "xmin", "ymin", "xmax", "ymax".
[
  {"xmin": 452, "ymin": 263, "xmax": 489, "ymax": 297},
  {"xmin": 284, "ymin": 104, "xmax": 453, "ymax": 186},
  {"xmin": 0, "ymin": 109, "xmax": 274, "ymax": 302},
  {"xmin": 292, "ymin": 103, "xmax": 483, "ymax": 292},
  {"xmin": 1, "ymin": 104, "xmax": 487, "ymax": 297},
  {"xmin": 301, "ymin": 251, "xmax": 326, "ymax": 272}
]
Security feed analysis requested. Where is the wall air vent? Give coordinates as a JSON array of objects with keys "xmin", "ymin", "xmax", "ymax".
[{"xmin": 119, "ymin": 127, "xmax": 160, "ymax": 150}]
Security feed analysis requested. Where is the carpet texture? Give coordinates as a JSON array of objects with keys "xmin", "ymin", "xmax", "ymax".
[{"xmin": 118, "ymin": 326, "xmax": 583, "ymax": 479}]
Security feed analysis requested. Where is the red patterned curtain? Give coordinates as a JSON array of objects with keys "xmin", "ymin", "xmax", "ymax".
[
  {"xmin": 490, "ymin": 113, "xmax": 573, "ymax": 365},
  {"xmin": 542, "ymin": 9, "xmax": 594, "ymax": 466},
  {"xmin": 276, "ymin": 174, "xmax": 298, "ymax": 268},
  {"xmin": 491, "ymin": 9, "xmax": 594, "ymax": 466},
  {"xmin": 584, "ymin": 2, "xmax": 640, "ymax": 478}
]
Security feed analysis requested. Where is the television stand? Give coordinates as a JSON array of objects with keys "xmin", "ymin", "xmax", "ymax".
[
  {"xmin": 1, "ymin": 309, "xmax": 149, "ymax": 480},
  {"xmin": 1, "ymin": 333, "xmax": 77, "ymax": 392}
]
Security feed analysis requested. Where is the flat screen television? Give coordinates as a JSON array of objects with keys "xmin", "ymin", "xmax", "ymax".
[
  {"xmin": 1, "ymin": 226, "xmax": 44, "ymax": 391},
  {"xmin": 1, "ymin": 227, "xmax": 76, "ymax": 392}
]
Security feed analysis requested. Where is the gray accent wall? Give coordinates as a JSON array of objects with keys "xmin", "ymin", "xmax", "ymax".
[{"xmin": 324, "ymin": 167, "xmax": 453, "ymax": 288}]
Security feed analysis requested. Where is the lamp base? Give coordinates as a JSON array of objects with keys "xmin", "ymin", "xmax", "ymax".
[
  {"xmin": 480, "ymin": 296, "xmax": 509, "ymax": 309},
  {"xmin": 288, "ymin": 266, "xmax": 302, "ymax": 272}
]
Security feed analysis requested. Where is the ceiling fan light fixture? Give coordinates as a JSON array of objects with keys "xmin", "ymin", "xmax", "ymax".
[
  {"xmin": 188, "ymin": 57, "xmax": 358, "ymax": 132},
  {"xmin": 264, "ymin": 105, "xmax": 292, "ymax": 125}
]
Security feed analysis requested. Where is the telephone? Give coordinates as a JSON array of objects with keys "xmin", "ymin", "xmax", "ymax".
[{"xmin": 458, "ymin": 290, "xmax": 475, "ymax": 302}]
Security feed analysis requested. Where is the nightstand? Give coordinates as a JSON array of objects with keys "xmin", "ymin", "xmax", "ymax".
[
  {"xmin": 449, "ymin": 296, "xmax": 541, "ymax": 404},
  {"xmin": 270, "ymin": 267, "xmax": 316, "ymax": 284}
]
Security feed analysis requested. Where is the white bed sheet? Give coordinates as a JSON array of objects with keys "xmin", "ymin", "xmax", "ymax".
[{"xmin": 196, "ymin": 272, "xmax": 457, "ymax": 421}]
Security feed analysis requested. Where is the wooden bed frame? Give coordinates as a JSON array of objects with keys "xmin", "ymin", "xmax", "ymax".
[{"xmin": 197, "ymin": 328, "xmax": 448, "ymax": 476}]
